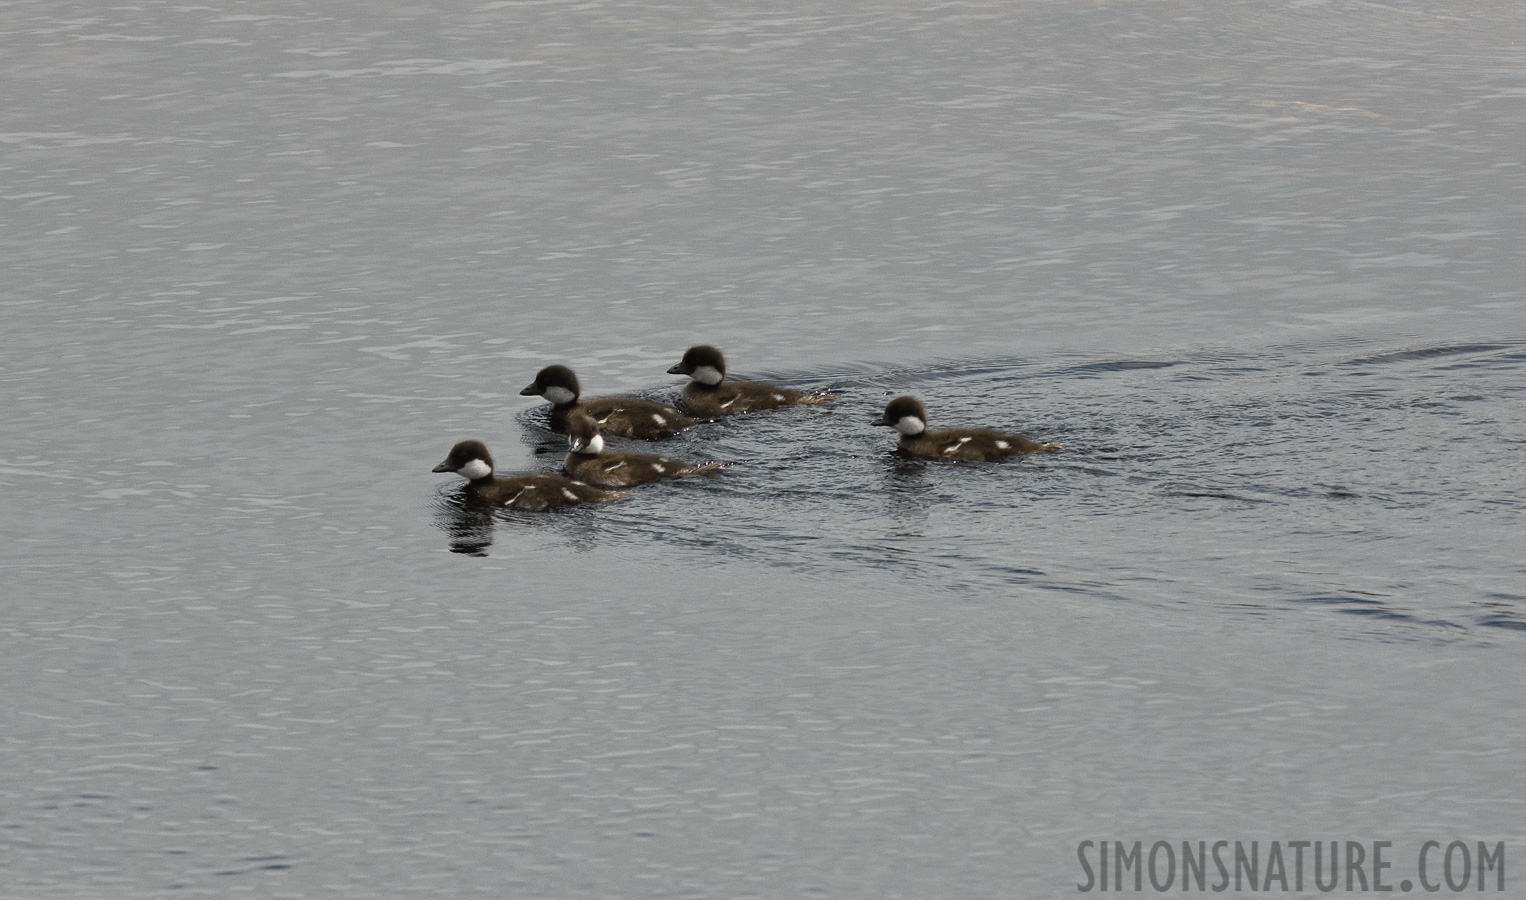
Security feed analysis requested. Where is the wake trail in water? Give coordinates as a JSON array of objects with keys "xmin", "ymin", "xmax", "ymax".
[{"xmin": 446, "ymin": 338, "xmax": 1526, "ymax": 640}]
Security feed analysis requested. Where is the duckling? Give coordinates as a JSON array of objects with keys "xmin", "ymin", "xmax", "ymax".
[
  {"xmin": 666, "ymin": 345, "xmax": 833, "ymax": 417},
  {"xmin": 562, "ymin": 413, "xmax": 724, "ymax": 488},
  {"xmin": 433, "ymin": 439, "xmax": 627, "ymax": 510},
  {"xmin": 521, "ymin": 364, "xmax": 697, "ymax": 440},
  {"xmin": 871, "ymin": 396, "xmax": 1060, "ymax": 461}
]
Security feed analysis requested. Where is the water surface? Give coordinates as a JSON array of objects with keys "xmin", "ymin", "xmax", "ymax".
[{"xmin": 3, "ymin": 0, "xmax": 1524, "ymax": 896}]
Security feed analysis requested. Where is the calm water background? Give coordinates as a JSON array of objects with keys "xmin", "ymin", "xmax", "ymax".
[{"xmin": 3, "ymin": 0, "xmax": 1524, "ymax": 896}]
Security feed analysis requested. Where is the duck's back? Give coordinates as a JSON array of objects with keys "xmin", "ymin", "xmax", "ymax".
[
  {"xmin": 681, "ymin": 381, "xmax": 828, "ymax": 416},
  {"xmin": 901, "ymin": 427, "xmax": 1059, "ymax": 461},
  {"xmin": 565, "ymin": 451, "xmax": 722, "ymax": 487},
  {"xmin": 470, "ymin": 473, "xmax": 627, "ymax": 510},
  {"xmin": 550, "ymin": 397, "xmax": 695, "ymax": 439}
]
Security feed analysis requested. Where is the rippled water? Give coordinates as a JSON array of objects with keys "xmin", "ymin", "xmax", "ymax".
[
  {"xmin": 4, "ymin": 0, "xmax": 1525, "ymax": 896},
  {"xmin": 456, "ymin": 337, "xmax": 1526, "ymax": 638}
]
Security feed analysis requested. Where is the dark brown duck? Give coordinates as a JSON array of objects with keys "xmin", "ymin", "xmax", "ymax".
[
  {"xmin": 562, "ymin": 413, "xmax": 724, "ymax": 488},
  {"xmin": 520, "ymin": 364, "xmax": 697, "ymax": 440},
  {"xmin": 666, "ymin": 345, "xmax": 833, "ymax": 417},
  {"xmin": 433, "ymin": 439, "xmax": 628, "ymax": 510},
  {"xmin": 870, "ymin": 396, "xmax": 1060, "ymax": 461}
]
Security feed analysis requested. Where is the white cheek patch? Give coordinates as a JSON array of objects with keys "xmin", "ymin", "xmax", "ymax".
[
  {"xmin": 542, "ymin": 386, "xmax": 576, "ymax": 405},
  {"xmin": 692, "ymin": 365, "xmax": 723, "ymax": 386},
  {"xmin": 894, "ymin": 416, "xmax": 925, "ymax": 436},
  {"xmin": 585, "ymin": 433, "xmax": 604, "ymax": 455},
  {"xmin": 459, "ymin": 459, "xmax": 491, "ymax": 480}
]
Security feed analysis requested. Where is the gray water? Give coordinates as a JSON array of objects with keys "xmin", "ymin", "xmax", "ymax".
[{"xmin": 3, "ymin": 1, "xmax": 1524, "ymax": 896}]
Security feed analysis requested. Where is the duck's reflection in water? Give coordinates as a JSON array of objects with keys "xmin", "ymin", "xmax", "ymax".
[
  {"xmin": 432, "ymin": 489, "xmax": 612, "ymax": 556},
  {"xmin": 881, "ymin": 453, "xmax": 933, "ymax": 534},
  {"xmin": 433, "ymin": 493, "xmax": 497, "ymax": 556}
]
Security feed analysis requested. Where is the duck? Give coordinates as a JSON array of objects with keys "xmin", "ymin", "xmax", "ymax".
[
  {"xmin": 870, "ymin": 396, "xmax": 1061, "ymax": 461},
  {"xmin": 432, "ymin": 439, "xmax": 628, "ymax": 510},
  {"xmin": 666, "ymin": 345, "xmax": 833, "ymax": 417},
  {"xmin": 520, "ymin": 364, "xmax": 697, "ymax": 440},
  {"xmin": 562, "ymin": 413, "xmax": 724, "ymax": 488}
]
